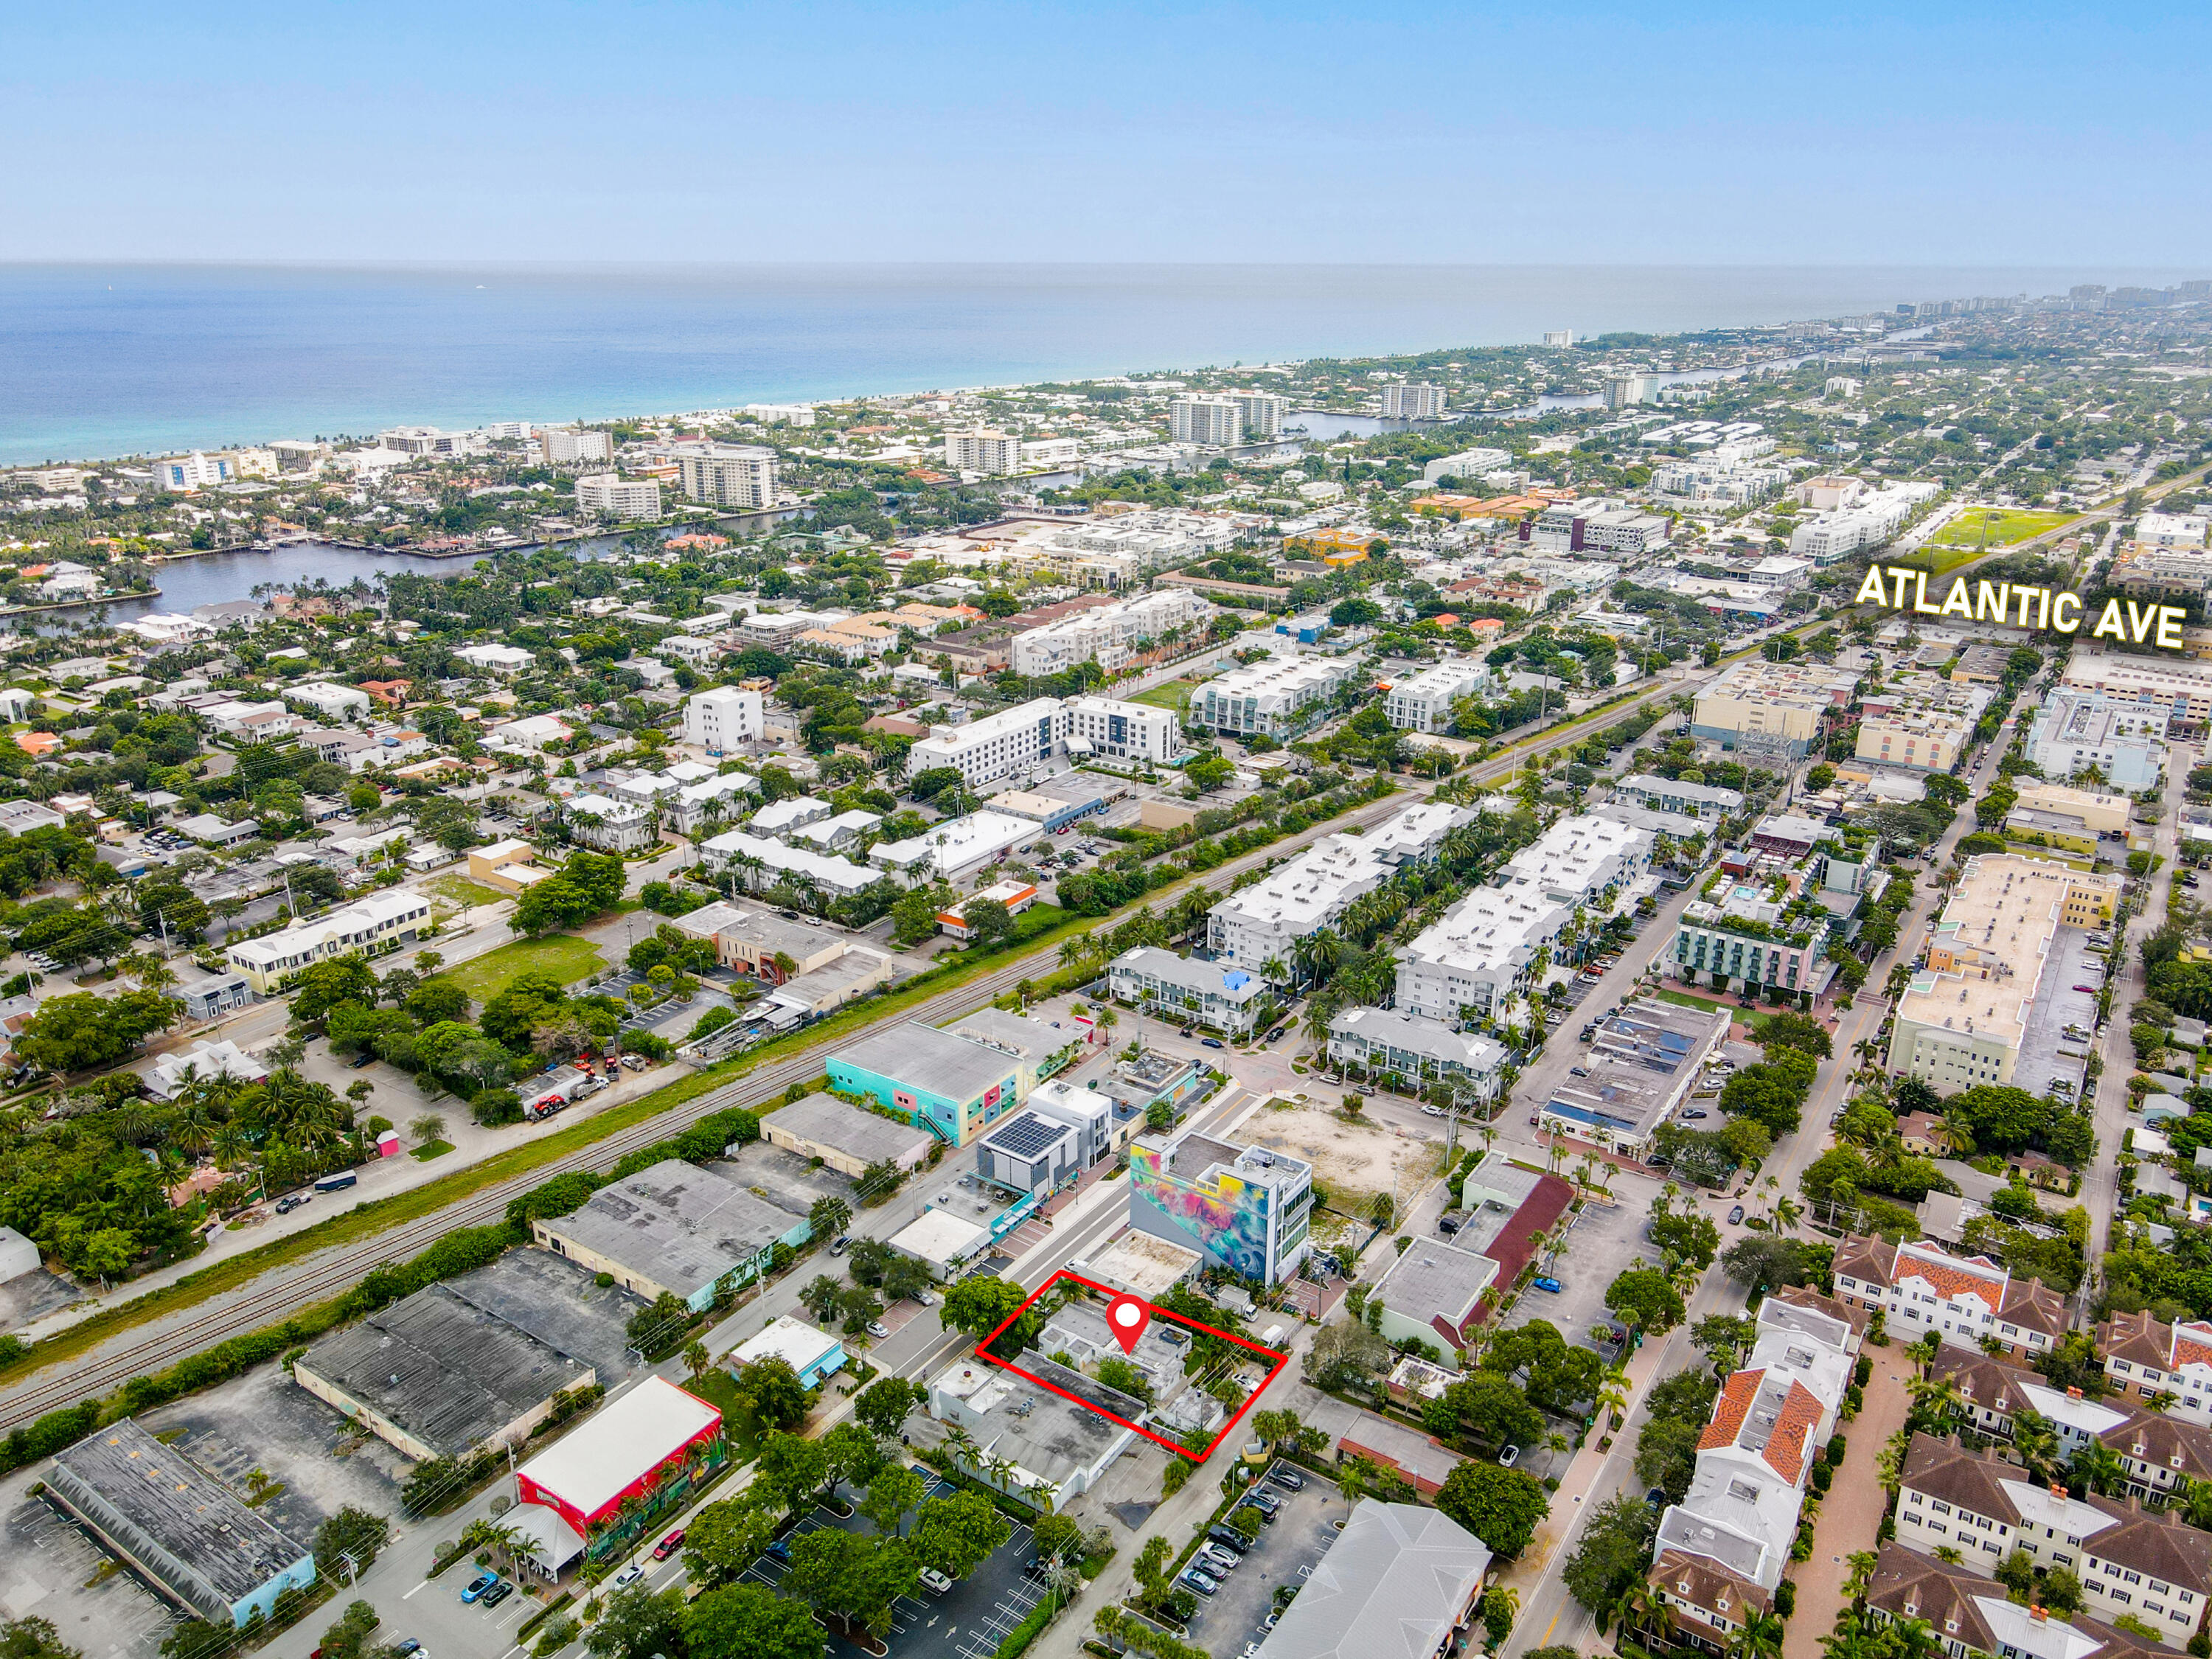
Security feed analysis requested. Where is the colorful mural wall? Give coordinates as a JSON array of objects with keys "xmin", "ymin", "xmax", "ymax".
[{"xmin": 1130, "ymin": 1141, "xmax": 1297, "ymax": 1283}]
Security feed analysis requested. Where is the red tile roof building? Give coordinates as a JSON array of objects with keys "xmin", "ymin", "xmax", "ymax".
[{"xmin": 1832, "ymin": 1234, "xmax": 2067, "ymax": 1360}]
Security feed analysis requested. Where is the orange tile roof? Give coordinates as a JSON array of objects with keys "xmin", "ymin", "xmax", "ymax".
[
  {"xmin": 2171, "ymin": 1325, "xmax": 2212, "ymax": 1370},
  {"xmin": 1762, "ymin": 1379, "xmax": 1825, "ymax": 1484},
  {"xmin": 1699, "ymin": 1370, "xmax": 1761, "ymax": 1453},
  {"xmin": 1893, "ymin": 1247, "xmax": 2006, "ymax": 1304}
]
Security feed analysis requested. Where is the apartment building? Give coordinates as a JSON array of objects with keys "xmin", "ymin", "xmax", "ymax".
[
  {"xmin": 1647, "ymin": 1295, "xmax": 1856, "ymax": 1648},
  {"xmin": 1166, "ymin": 397, "xmax": 1242, "ymax": 446},
  {"xmin": 1384, "ymin": 659, "xmax": 1489, "ymax": 734},
  {"xmin": 1832, "ymin": 1234, "xmax": 2069, "ymax": 1361},
  {"xmin": 1380, "ymin": 383, "xmax": 1444, "ymax": 419},
  {"xmin": 1691, "ymin": 660, "xmax": 1857, "ymax": 757},
  {"xmin": 1520, "ymin": 498, "xmax": 1671, "ymax": 556},
  {"xmin": 676, "ymin": 445, "xmax": 778, "ymax": 508},
  {"xmin": 1419, "ymin": 448, "xmax": 1511, "ymax": 487},
  {"xmin": 1326, "ymin": 1008, "xmax": 1509, "ymax": 1100},
  {"xmin": 1892, "ymin": 1434, "xmax": 2212, "ymax": 1646},
  {"xmin": 1857, "ymin": 678, "xmax": 1993, "ymax": 772},
  {"xmin": 1206, "ymin": 832, "xmax": 1390, "ymax": 975},
  {"xmin": 2099, "ymin": 1311, "xmax": 2212, "ymax": 1429},
  {"xmin": 905, "ymin": 698, "xmax": 1069, "ymax": 789},
  {"xmin": 945, "ymin": 431, "xmax": 1022, "ymax": 476},
  {"xmin": 1194, "ymin": 654, "xmax": 1357, "ymax": 740},
  {"xmin": 1396, "ymin": 814, "xmax": 1652, "ymax": 1023},
  {"xmin": 1674, "ymin": 880, "xmax": 1831, "ymax": 997},
  {"xmin": 2026, "ymin": 689, "xmax": 2170, "ymax": 789},
  {"xmin": 575, "ymin": 475, "xmax": 661, "ymax": 519},
  {"xmin": 1006, "ymin": 588, "xmax": 1212, "ymax": 676},
  {"xmin": 540, "ymin": 428, "xmax": 614, "ymax": 466},
  {"xmin": 1231, "ymin": 392, "xmax": 1288, "ymax": 440},
  {"xmin": 1063, "ymin": 695, "xmax": 1184, "ymax": 765},
  {"xmin": 1106, "ymin": 946, "xmax": 1267, "ymax": 1037},
  {"xmin": 148, "ymin": 452, "xmax": 234, "ymax": 491},
  {"xmin": 1613, "ymin": 773, "xmax": 1745, "ymax": 821},
  {"xmin": 1865, "ymin": 1548, "xmax": 2166, "ymax": 1659},
  {"xmin": 1888, "ymin": 854, "xmax": 2120, "ymax": 1094},
  {"xmin": 225, "ymin": 891, "xmax": 434, "ymax": 993},
  {"xmin": 2138, "ymin": 512, "xmax": 2209, "ymax": 550},
  {"xmin": 2110, "ymin": 546, "xmax": 2212, "ymax": 603}
]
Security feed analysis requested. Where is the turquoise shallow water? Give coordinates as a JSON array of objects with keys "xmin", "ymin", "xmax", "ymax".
[{"xmin": 1, "ymin": 261, "xmax": 2185, "ymax": 466}]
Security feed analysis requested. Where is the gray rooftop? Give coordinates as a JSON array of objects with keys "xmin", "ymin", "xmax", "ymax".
[
  {"xmin": 989, "ymin": 1353, "xmax": 1147, "ymax": 1481},
  {"xmin": 767, "ymin": 1092, "xmax": 935, "ymax": 1166},
  {"xmin": 1256, "ymin": 1499, "xmax": 1492, "ymax": 1659},
  {"xmin": 832, "ymin": 1020, "xmax": 1029, "ymax": 1103},
  {"xmin": 718, "ymin": 1140, "xmax": 858, "ymax": 1220},
  {"xmin": 671, "ymin": 901, "xmax": 824, "ymax": 960},
  {"xmin": 1374, "ymin": 1238, "xmax": 1498, "ymax": 1328},
  {"xmin": 543, "ymin": 1158, "xmax": 798, "ymax": 1299},
  {"xmin": 297, "ymin": 1281, "xmax": 593, "ymax": 1458},
  {"xmin": 50, "ymin": 1419, "xmax": 314, "ymax": 1608},
  {"xmin": 945, "ymin": 1007, "xmax": 1069, "ymax": 1062}
]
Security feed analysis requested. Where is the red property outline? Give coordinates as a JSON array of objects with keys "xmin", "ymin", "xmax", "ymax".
[{"xmin": 970, "ymin": 1268, "xmax": 1289, "ymax": 1462}]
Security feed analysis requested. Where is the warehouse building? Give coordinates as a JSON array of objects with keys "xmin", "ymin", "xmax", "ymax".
[
  {"xmin": 760, "ymin": 1091, "xmax": 936, "ymax": 1178},
  {"xmin": 293, "ymin": 1281, "xmax": 597, "ymax": 1461},
  {"xmin": 826, "ymin": 1020, "xmax": 1043, "ymax": 1146},
  {"xmin": 532, "ymin": 1159, "xmax": 812, "ymax": 1311},
  {"xmin": 47, "ymin": 1419, "xmax": 319, "ymax": 1629}
]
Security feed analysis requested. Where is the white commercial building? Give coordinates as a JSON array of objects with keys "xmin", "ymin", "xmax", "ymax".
[
  {"xmin": 1385, "ymin": 659, "xmax": 1489, "ymax": 734},
  {"xmin": 1380, "ymin": 383, "xmax": 1444, "ymax": 419},
  {"xmin": 681, "ymin": 686, "xmax": 765, "ymax": 754},
  {"xmin": 944, "ymin": 431, "xmax": 1022, "ymax": 476},
  {"xmin": 868, "ymin": 810, "xmax": 1037, "ymax": 885},
  {"xmin": 1207, "ymin": 832, "xmax": 1390, "ymax": 977},
  {"xmin": 540, "ymin": 428, "xmax": 614, "ymax": 466},
  {"xmin": 1064, "ymin": 695, "xmax": 1184, "ymax": 765},
  {"xmin": 743, "ymin": 403, "xmax": 816, "ymax": 428},
  {"xmin": 906, "ymin": 698, "xmax": 1070, "ymax": 789},
  {"xmin": 1194, "ymin": 654, "xmax": 1357, "ymax": 740},
  {"xmin": 2137, "ymin": 512, "xmax": 2208, "ymax": 549},
  {"xmin": 1420, "ymin": 448, "xmax": 1512, "ymax": 487},
  {"xmin": 1397, "ymin": 814, "xmax": 1653, "ymax": 1022},
  {"xmin": 224, "ymin": 891, "xmax": 434, "ymax": 993},
  {"xmin": 676, "ymin": 445, "xmax": 778, "ymax": 508},
  {"xmin": 575, "ymin": 475, "xmax": 662, "ymax": 520}
]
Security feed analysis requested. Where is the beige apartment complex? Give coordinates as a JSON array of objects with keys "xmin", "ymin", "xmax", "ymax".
[
  {"xmin": 1888, "ymin": 855, "xmax": 2119, "ymax": 1093},
  {"xmin": 1854, "ymin": 678, "xmax": 1992, "ymax": 773},
  {"xmin": 1690, "ymin": 660, "xmax": 1857, "ymax": 757}
]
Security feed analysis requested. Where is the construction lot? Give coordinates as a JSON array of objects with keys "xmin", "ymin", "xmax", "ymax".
[{"xmin": 1240, "ymin": 1099, "xmax": 1445, "ymax": 1228}]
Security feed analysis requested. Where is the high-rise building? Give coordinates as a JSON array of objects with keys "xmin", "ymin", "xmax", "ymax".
[
  {"xmin": 676, "ymin": 445, "xmax": 778, "ymax": 509},
  {"xmin": 1168, "ymin": 397, "xmax": 1242, "ymax": 446},
  {"xmin": 1231, "ymin": 392, "xmax": 1290, "ymax": 439},
  {"xmin": 1380, "ymin": 383, "xmax": 1444, "ymax": 419},
  {"xmin": 541, "ymin": 428, "xmax": 615, "ymax": 466},
  {"xmin": 574, "ymin": 475, "xmax": 662, "ymax": 520},
  {"xmin": 943, "ymin": 430, "xmax": 1022, "ymax": 476},
  {"xmin": 148, "ymin": 453, "xmax": 234, "ymax": 492},
  {"xmin": 1543, "ymin": 330, "xmax": 1575, "ymax": 348}
]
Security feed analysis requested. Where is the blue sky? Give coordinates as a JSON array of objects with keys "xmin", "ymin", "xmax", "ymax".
[{"xmin": 4, "ymin": 1, "xmax": 2208, "ymax": 265}]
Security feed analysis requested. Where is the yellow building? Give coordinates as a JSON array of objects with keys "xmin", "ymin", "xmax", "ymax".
[
  {"xmin": 467, "ymin": 838, "xmax": 551, "ymax": 894},
  {"xmin": 2011, "ymin": 780, "xmax": 2132, "ymax": 836},
  {"xmin": 1888, "ymin": 855, "xmax": 2120, "ymax": 1092},
  {"xmin": 1284, "ymin": 529, "xmax": 1380, "ymax": 566},
  {"xmin": 1691, "ymin": 659, "xmax": 1857, "ymax": 758}
]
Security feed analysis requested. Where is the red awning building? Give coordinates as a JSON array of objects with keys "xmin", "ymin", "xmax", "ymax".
[{"xmin": 512, "ymin": 1377, "xmax": 723, "ymax": 1569}]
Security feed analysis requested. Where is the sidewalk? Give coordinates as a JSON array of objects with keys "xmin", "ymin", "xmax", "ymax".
[{"xmin": 1781, "ymin": 1341, "xmax": 1912, "ymax": 1659}]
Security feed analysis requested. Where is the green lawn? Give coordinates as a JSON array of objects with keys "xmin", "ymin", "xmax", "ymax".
[
  {"xmin": 1653, "ymin": 987, "xmax": 1775, "ymax": 1036},
  {"xmin": 1127, "ymin": 681, "xmax": 1195, "ymax": 713},
  {"xmin": 426, "ymin": 874, "xmax": 508, "ymax": 911},
  {"xmin": 1925, "ymin": 508, "xmax": 2075, "ymax": 551},
  {"xmin": 445, "ymin": 935, "xmax": 607, "ymax": 997}
]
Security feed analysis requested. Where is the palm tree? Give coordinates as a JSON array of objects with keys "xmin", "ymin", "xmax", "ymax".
[
  {"xmin": 1597, "ymin": 1368, "xmax": 1632, "ymax": 1431},
  {"xmin": 1843, "ymin": 1550, "xmax": 1881, "ymax": 1602},
  {"xmin": 1730, "ymin": 1611, "xmax": 1785, "ymax": 1659}
]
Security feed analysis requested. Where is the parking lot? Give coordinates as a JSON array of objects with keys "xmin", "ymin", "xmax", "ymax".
[
  {"xmin": 1183, "ymin": 1467, "xmax": 1347, "ymax": 1655},
  {"xmin": 737, "ymin": 1471, "xmax": 1046, "ymax": 1659},
  {"xmin": 1496, "ymin": 1179, "xmax": 1658, "ymax": 1368}
]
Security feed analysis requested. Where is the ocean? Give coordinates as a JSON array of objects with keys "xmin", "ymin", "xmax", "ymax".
[{"xmin": 2, "ymin": 262, "xmax": 2194, "ymax": 467}]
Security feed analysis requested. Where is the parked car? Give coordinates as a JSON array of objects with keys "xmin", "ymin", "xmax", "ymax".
[
  {"xmin": 1728, "ymin": 1204, "xmax": 1746, "ymax": 1225},
  {"xmin": 1179, "ymin": 1568, "xmax": 1220, "ymax": 1597},
  {"xmin": 1200, "ymin": 1037, "xmax": 1225, "ymax": 1049},
  {"xmin": 1499, "ymin": 1445, "xmax": 1520, "ymax": 1468},
  {"xmin": 2073, "ymin": 984, "xmax": 2098, "ymax": 993},
  {"xmin": 866, "ymin": 1320, "xmax": 889, "ymax": 1338},
  {"xmin": 1206, "ymin": 1525, "xmax": 1251, "ymax": 1555},
  {"xmin": 461, "ymin": 1573, "xmax": 498, "ymax": 1604},
  {"xmin": 1268, "ymin": 1467, "xmax": 1305, "ymax": 1491},
  {"xmin": 479, "ymin": 1583, "xmax": 513, "ymax": 1609},
  {"xmin": 653, "ymin": 1530, "xmax": 685, "ymax": 1559},
  {"xmin": 765, "ymin": 1540, "xmax": 790, "ymax": 1562},
  {"xmin": 612, "ymin": 1565, "xmax": 643, "ymax": 1589},
  {"xmin": 1198, "ymin": 1544, "xmax": 1241, "ymax": 1575},
  {"xmin": 1569, "ymin": 1065, "xmax": 1589, "ymax": 1077},
  {"xmin": 919, "ymin": 1568, "xmax": 953, "ymax": 1596},
  {"xmin": 1682, "ymin": 1108, "xmax": 1708, "ymax": 1120},
  {"xmin": 1533, "ymin": 1276, "xmax": 1562, "ymax": 1293},
  {"xmin": 1647, "ymin": 1488, "xmax": 1669, "ymax": 1510}
]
